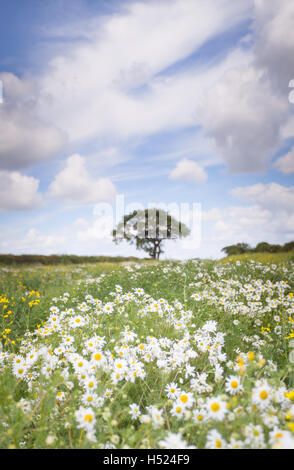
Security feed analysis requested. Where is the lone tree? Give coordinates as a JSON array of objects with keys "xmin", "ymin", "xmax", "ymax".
[{"xmin": 113, "ymin": 208, "xmax": 190, "ymax": 260}]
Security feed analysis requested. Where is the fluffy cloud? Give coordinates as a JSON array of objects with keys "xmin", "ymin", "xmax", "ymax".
[
  {"xmin": 199, "ymin": 181, "xmax": 294, "ymax": 257},
  {"xmin": 22, "ymin": 229, "xmax": 66, "ymax": 250},
  {"xmin": 2, "ymin": 1, "xmax": 292, "ymax": 177},
  {"xmin": 0, "ymin": 170, "xmax": 43, "ymax": 211},
  {"xmin": 211, "ymin": 205, "xmax": 273, "ymax": 241},
  {"xmin": 230, "ymin": 182, "xmax": 294, "ymax": 212},
  {"xmin": 253, "ymin": 0, "xmax": 294, "ymax": 93},
  {"xmin": 0, "ymin": 221, "xmax": 136, "ymax": 257},
  {"xmin": 0, "ymin": 73, "xmax": 66, "ymax": 170},
  {"xmin": 0, "ymin": 228, "xmax": 66, "ymax": 254},
  {"xmin": 274, "ymin": 147, "xmax": 294, "ymax": 174},
  {"xmin": 201, "ymin": 202, "xmax": 294, "ymax": 258},
  {"xmin": 35, "ymin": 0, "xmax": 250, "ymax": 143},
  {"xmin": 199, "ymin": 0, "xmax": 294, "ymax": 173},
  {"xmin": 76, "ymin": 217, "xmax": 114, "ymax": 242},
  {"xmin": 48, "ymin": 154, "xmax": 116, "ymax": 204},
  {"xmin": 200, "ymin": 66, "xmax": 289, "ymax": 172},
  {"xmin": 170, "ymin": 158, "xmax": 207, "ymax": 183}
]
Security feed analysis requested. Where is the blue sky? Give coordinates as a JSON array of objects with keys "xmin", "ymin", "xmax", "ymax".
[{"xmin": 0, "ymin": 0, "xmax": 294, "ymax": 259}]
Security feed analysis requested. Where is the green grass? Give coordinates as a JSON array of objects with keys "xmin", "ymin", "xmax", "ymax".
[
  {"xmin": 0, "ymin": 257, "xmax": 294, "ymax": 449},
  {"xmin": 221, "ymin": 250, "xmax": 294, "ymax": 264},
  {"xmin": 0, "ymin": 254, "xmax": 146, "ymax": 266}
]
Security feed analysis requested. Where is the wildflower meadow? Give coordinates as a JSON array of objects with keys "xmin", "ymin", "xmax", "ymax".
[{"xmin": 1, "ymin": 256, "xmax": 294, "ymax": 449}]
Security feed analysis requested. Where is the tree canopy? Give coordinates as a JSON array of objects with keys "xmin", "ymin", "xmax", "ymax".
[{"xmin": 113, "ymin": 208, "xmax": 190, "ymax": 259}]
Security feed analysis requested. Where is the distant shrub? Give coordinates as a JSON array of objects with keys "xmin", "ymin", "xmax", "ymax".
[
  {"xmin": 282, "ymin": 241, "xmax": 294, "ymax": 252},
  {"xmin": 254, "ymin": 242, "xmax": 283, "ymax": 253},
  {"xmin": 221, "ymin": 243, "xmax": 252, "ymax": 256},
  {"xmin": 222, "ymin": 240, "xmax": 294, "ymax": 256}
]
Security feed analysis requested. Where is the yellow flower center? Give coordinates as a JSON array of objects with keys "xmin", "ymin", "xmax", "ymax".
[
  {"xmin": 84, "ymin": 414, "xmax": 93, "ymax": 422},
  {"xmin": 211, "ymin": 403, "xmax": 220, "ymax": 412},
  {"xmin": 231, "ymin": 381, "xmax": 238, "ymax": 389},
  {"xmin": 259, "ymin": 390, "xmax": 268, "ymax": 400}
]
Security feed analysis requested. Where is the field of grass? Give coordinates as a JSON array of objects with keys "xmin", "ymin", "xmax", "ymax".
[
  {"xmin": 1, "ymin": 256, "xmax": 294, "ymax": 449},
  {"xmin": 221, "ymin": 251, "xmax": 294, "ymax": 265}
]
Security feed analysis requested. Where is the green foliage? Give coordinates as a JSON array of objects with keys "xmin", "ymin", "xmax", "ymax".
[
  {"xmin": 222, "ymin": 240, "xmax": 294, "ymax": 256},
  {"xmin": 113, "ymin": 208, "xmax": 190, "ymax": 259},
  {"xmin": 221, "ymin": 243, "xmax": 252, "ymax": 256},
  {"xmin": 283, "ymin": 242, "xmax": 294, "ymax": 253}
]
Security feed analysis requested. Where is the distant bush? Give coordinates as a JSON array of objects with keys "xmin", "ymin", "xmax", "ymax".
[
  {"xmin": 0, "ymin": 254, "xmax": 144, "ymax": 266},
  {"xmin": 254, "ymin": 242, "xmax": 282, "ymax": 253},
  {"xmin": 221, "ymin": 243, "xmax": 252, "ymax": 256},
  {"xmin": 222, "ymin": 240, "xmax": 294, "ymax": 256},
  {"xmin": 282, "ymin": 241, "xmax": 294, "ymax": 252}
]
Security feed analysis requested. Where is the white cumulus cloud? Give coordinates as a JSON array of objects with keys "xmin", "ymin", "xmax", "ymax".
[
  {"xmin": 199, "ymin": 0, "xmax": 294, "ymax": 173},
  {"xmin": 253, "ymin": 0, "xmax": 294, "ymax": 92},
  {"xmin": 200, "ymin": 66, "xmax": 289, "ymax": 172},
  {"xmin": 170, "ymin": 158, "xmax": 207, "ymax": 183},
  {"xmin": 48, "ymin": 154, "xmax": 116, "ymax": 204},
  {"xmin": 35, "ymin": 0, "xmax": 251, "ymax": 143},
  {"xmin": 0, "ymin": 170, "xmax": 43, "ymax": 211},
  {"xmin": 230, "ymin": 182, "xmax": 294, "ymax": 212},
  {"xmin": 0, "ymin": 72, "xmax": 66, "ymax": 170}
]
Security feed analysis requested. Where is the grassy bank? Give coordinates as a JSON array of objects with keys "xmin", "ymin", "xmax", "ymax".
[
  {"xmin": 221, "ymin": 250, "xmax": 294, "ymax": 264},
  {"xmin": 0, "ymin": 254, "xmax": 145, "ymax": 266}
]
